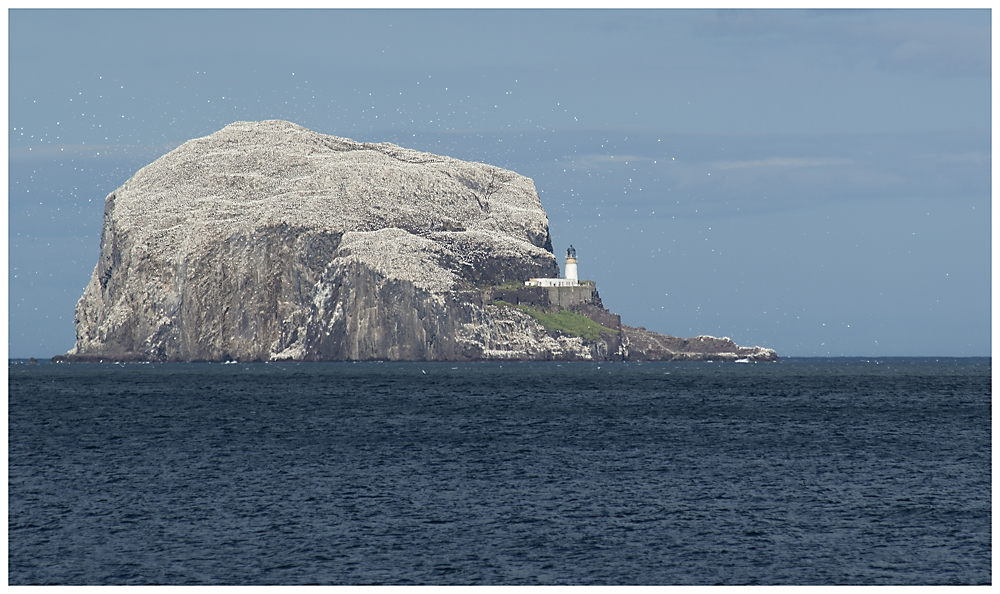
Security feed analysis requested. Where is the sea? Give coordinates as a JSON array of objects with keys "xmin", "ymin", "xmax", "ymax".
[{"xmin": 8, "ymin": 357, "xmax": 991, "ymax": 585}]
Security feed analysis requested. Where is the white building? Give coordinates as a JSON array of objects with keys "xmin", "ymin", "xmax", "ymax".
[{"xmin": 525, "ymin": 246, "xmax": 581, "ymax": 287}]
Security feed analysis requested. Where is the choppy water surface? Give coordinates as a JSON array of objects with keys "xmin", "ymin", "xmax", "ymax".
[{"xmin": 9, "ymin": 358, "xmax": 991, "ymax": 584}]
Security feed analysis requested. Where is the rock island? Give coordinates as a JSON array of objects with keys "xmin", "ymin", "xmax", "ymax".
[{"xmin": 58, "ymin": 120, "xmax": 777, "ymax": 363}]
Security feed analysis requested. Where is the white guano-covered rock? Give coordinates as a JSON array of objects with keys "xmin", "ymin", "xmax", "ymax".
[{"xmin": 67, "ymin": 120, "xmax": 566, "ymax": 362}]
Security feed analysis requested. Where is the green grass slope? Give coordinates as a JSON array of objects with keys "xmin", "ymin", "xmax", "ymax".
[{"xmin": 494, "ymin": 301, "xmax": 617, "ymax": 341}]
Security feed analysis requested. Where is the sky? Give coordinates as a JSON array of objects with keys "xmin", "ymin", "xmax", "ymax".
[{"xmin": 7, "ymin": 8, "xmax": 992, "ymax": 358}]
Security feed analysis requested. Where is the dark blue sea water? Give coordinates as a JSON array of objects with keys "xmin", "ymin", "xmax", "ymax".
[{"xmin": 8, "ymin": 358, "xmax": 991, "ymax": 584}]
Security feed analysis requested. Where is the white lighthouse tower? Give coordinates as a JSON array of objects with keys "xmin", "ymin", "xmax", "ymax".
[
  {"xmin": 525, "ymin": 245, "xmax": 581, "ymax": 287},
  {"xmin": 564, "ymin": 245, "xmax": 578, "ymax": 282}
]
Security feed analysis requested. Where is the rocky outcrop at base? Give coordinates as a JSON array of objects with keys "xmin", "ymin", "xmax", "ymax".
[
  {"xmin": 620, "ymin": 325, "xmax": 779, "ymax": 362},
  {"xmin": 60, "ymin": 120, "xmax": 776, "ymax": 363}
]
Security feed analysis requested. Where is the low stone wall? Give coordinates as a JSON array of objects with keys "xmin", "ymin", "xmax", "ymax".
[
  {"xmin": 490, "ymin": 287, "xmax": 551, "ymax": 308},
  {"xmin": 547, "ymin": 282, "xmax": 597, "ymax": 308},
  {"xmin": 491, "ymin": 281, "xmax": 598, "ymax": 309}
]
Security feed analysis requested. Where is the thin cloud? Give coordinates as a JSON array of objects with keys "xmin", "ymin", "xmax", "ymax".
[
  {"xmin": 936, "ymin": 151, "xmax": 989, "ymax": 164},
  {"xmin": 696, "ymin": 10, "xmax": 989, "ymax": 78},
  {"xmin": 864, "ymin": 19, "xmax": 990, "ymax": 76},
  {"xmin": 569, "ymin": 154, "xmax": 651, "ymax": 168},
  {"xmin": 9, "ymin": 141, "xmax": 182, "ymax": 161},
  {"xmin": 715, "ymin": 157, "xmax": 854, "ymax": 170}
]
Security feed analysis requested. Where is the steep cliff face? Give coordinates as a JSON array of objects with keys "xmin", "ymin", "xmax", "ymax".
[
  {"xmin": 64, "ymin": 120, "xmax": 776, "ymax": 363},
  {"xmin": 67, "ymin": 120, "xmax": 594, "ymax": 362}
]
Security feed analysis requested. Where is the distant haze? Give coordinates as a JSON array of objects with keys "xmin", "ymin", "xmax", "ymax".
[{"xmin": 8, "ymin": 9, "xmax": 991, "ymax": 358}]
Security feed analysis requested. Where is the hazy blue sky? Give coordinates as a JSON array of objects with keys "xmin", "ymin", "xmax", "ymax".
[{"xmin": 8, "ymin": 9, "xmax": 991, "ymax": 358}]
